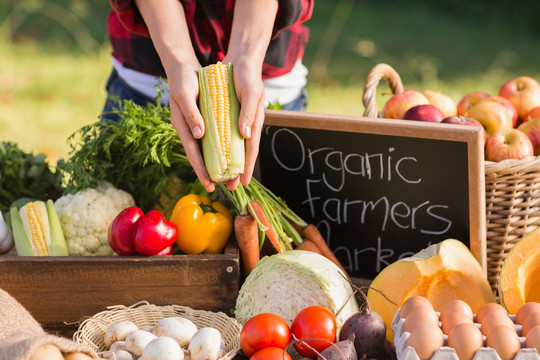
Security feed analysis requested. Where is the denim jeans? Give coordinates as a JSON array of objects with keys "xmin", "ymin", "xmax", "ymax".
[
  {"xmin": 280, "ymin": 87, "xmax": 308, "ymax": 111},
  {"xmin": 101, "ymin": 69, "xmax": 158, "ymax": 121},
  {"xmin": 100, "ymin": 68, "xmax": 308, "ymax": 121}
]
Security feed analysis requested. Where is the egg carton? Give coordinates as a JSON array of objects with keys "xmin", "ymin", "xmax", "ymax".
[{"xmin": 392, "ymin": 309, "xmax": 540, "ymax": 360}]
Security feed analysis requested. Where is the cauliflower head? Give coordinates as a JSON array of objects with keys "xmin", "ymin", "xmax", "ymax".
[{"xmin": 55, "ymin": 181, "xmax": 135, "ymax": 255}]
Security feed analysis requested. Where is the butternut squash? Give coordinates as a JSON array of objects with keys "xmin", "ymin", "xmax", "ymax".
[
  {"xmin": 367, "ymin": 239, "xmax": 495, "ymax": 341},
  {"xmin": 499, "ymin": 227, "xmax": 540, "ymax": 314}
]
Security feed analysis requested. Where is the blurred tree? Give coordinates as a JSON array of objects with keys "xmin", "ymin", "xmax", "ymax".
[{"xmin": 1, "ymin": 0, "xmax": 110, "ymax": 54}]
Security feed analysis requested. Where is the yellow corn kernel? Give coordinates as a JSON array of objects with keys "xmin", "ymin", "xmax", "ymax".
[
  {"xmin": 207, "ymin": 64, "xmax": 232, "ymax": 166},
  {"xmin": 10, "ymin": 199, "xmax": 69, "ymax": 256},
  {"xmin": 20, "ymin": 201, "xmax": 50, "ymax": 256},
  {"xmin": 199, "ymin": 62, "xmax": 245, "ymax": 182}
]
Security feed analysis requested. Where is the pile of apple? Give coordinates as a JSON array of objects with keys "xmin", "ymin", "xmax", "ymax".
[{"xmin": 381, "ymin": 76, "xmax": 540, "ymax": 162}]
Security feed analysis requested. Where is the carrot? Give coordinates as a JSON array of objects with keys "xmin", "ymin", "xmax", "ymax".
[
  {"xmin": 302, "ymin": 224, "xmax": 350, "ymax": 279},
  {"xmin": 234, "ymin": 214, "xmax": 260, "ymax": 276},
  {"xmin": 248, "ymin": 200, "xmax": 283, "ymax": 254},
  {"xmin": 296, "ymin": 239, "xmax": 322, "ymax": 254}
]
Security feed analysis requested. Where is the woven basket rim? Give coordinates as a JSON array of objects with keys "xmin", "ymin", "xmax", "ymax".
[
  {"xmin": 73, "ymin": 301, "xmax": 242, "ymax": 360},
  {"xmin": 485, "ymin": 155, "xmax": 540, "ymax": 173}
]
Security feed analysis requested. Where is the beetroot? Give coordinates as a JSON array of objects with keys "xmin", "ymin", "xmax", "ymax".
[
  {"xmin": 317, "ymin": 334, "xmax": 357, "ymax": 360},
  {"xmin": 338, "ymin": 289, "xmax": 386, "ymax": 359}
]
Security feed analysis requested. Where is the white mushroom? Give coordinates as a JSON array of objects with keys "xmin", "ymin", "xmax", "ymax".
[
  {"xmin": 152, "ymin": 317, "xmax": 198, "ymax": 348},
  {"xmin": 104, "ymin": 321, "xmax": 139, "ymax": 348},
  {"xmin": 125, "ymin": 330, "xmax": 158, "ymax": 357},
  {"xmin": 188, "ymin": 327, "xmax": 222, "ymax": 360},
  {"xmin": 141, "ymin": 336, "xmax": 184, "ymax": 360}
]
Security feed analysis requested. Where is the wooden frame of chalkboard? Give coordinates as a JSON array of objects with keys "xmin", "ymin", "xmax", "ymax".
[{"xmin": 257, "ymin": 109, "xmax": 486, "ymax": 280}]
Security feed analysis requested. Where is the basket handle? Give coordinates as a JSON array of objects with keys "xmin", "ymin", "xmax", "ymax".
[{"xmin": 362, "ymin": 63, "xmax": 404, "ymax": 118}]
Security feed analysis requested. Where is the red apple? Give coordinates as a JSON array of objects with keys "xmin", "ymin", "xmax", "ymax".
[
  {"xmin": 499, "ymin": 76, "xmax": 540, "ymax": 122},
  {"xmin": 525, "ymin": 106, "xmax": 540, "ymax": 122},
  {"xmin": 442, "ymin": 115, "xmax": 487, "ymax": 146},
  {"xmin": 456, "ymin": 91, "xmax": 490, "ymax": 116},
  {"xmin": 382, "ymin": 89, "xmax": 430, "ymax": 119},
  {"xmin": 466, "ymin": 101, "xmax": 513, "ymax": 137},
  {"xmin": 482, "ymin": 95, "xmax": 519, "ymax": 128},
  {"xmin": 403, "ymin": 104, "xmax": 445, "ymax": 122},
  {"xmin": 423, "ymin": 90, "xmax": 457, "ymax": 118},
  {"xmin": 518, "ymin": 118, "xmax": 540, "ymax": 155},
  {"xmin": 485, "ymin": 128, "xmax": 534, "ymax": 162}
]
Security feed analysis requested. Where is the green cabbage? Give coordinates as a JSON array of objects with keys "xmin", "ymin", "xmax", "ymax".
[{"xmin": 234, "ymin": 250, "xmax": 359, "ymax": 329}]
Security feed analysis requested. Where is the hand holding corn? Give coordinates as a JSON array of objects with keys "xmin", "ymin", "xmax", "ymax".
[{"xmin": 169, "ymin": 61, "xmax": 263, "ymax": 193}]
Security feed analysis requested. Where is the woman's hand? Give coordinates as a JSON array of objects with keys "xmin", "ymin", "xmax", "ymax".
[
  {"xmin": 224, "ymin": 0, "xmax": 279, "ymax": 188},
  {"xmin": 167, "ymin": 61, "xmax": 217, "ymax": 193},
  {"xmin": 223, "ymin": 56, "xmax": 266, "ymax": 189},
  {"xmin": 135, "ymin": 0, "xmax": 216, "ymax": 192}
]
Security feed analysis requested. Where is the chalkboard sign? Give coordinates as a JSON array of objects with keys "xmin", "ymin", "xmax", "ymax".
[{"xmin": 258, "ymin": 110, "xmax": 486, "ymax": 280}]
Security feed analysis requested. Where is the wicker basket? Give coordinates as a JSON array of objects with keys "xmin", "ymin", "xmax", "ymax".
[
  {"xmin": 362, "ymin": 63, "xmax": 540, "ymax": 297},
  {"xmin": 73, "ymin": 301, "xmax": 242, "ymax": 359}
]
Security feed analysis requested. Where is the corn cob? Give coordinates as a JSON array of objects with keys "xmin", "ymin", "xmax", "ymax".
[
  {"xmin": 198, "ymin": 62, "xmax": 245, "ymax": 182},
  {"xmin": 10, "ymin": 200, "xmax": 69, "ymax": 256}
]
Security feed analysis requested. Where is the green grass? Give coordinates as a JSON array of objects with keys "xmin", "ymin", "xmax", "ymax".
[
  {"xmin": 0, "ymin": 41, "xmax": 111, "ymax": 162},
  {"xmin": 2, "ymin": 0, "xmax": 540, "ymax": 161}
]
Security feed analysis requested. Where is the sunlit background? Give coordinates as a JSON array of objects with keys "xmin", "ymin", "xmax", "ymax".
[{"xmin": 2, "ymin": 0, "xmax": 540, "ymax": 161}]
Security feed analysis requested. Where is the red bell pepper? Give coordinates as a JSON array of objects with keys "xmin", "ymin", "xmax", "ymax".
[
  {"xmin": 133, "ymin": 210, "xmax": 177, "ymax": 255},
  {"xmin": 154, "ymin": 244, "xmax": 175, "ymax": 256},
  {"xmin": 108, "ymin": 207, "xmax": 177, "ymax": 256},
  {"xmin": 108, "ymin": 206, "xmax": 144, "ymax": 255}
]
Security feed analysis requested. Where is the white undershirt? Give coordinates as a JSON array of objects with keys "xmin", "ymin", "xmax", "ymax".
[{"xmin": 111, "ymin": 57, "xmax": 308, "ymax": 107}]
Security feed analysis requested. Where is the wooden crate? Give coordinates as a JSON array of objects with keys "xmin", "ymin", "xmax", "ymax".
[{"xmin": 0, "ymin": 241, "xmax": 240, "ymax": 334}]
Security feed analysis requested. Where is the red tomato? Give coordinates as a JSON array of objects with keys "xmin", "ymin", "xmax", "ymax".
[
  {"xmin": 250, "ymin": 347, "xmax": 292, "ymax": 360},
  {"xmin": 291, "ymin": 305, "xmax": 337, "ymax": 357},
  {"xmin": 240, "ymin": 313, "xmax": 292, "ymax": 358}
]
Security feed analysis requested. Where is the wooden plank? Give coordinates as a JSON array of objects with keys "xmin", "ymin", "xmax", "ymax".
[{"xmin": 0, "ymin": 241, "xmax": 240, "ymax": 329}]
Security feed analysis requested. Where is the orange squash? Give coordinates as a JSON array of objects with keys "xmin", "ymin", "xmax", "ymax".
[
  {"xmin": 500, "ymin": 227, "xmax": 540, "ymax": 315},
  {"xmin": 367, "ymin": 239, "xmax": 495, "ymax": 341}
]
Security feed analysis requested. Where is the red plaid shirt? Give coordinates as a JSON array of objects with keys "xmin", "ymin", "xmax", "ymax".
[{"xmin": 108, "ymin": 0, "xmax": 313, "ymax": 79}]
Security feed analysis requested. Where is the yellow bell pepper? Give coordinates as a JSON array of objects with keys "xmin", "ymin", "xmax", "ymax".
[{"xmin": 170, "ymin": 194, "xmax": 233, "ymax": 254}]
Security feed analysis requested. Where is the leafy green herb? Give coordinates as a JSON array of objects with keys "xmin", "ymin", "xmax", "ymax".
[
  {"xmin": 58, "ymin": 99, "xmax": 198, "ymax": 212},
  {"xmin": 0, "ymin": 142, "xmax": 63, "ymax": 213}
]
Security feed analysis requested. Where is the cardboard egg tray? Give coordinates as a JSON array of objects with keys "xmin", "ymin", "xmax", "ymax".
[{"xmin": 392, "ymin": 309, "xmax": 540, "ymax": 360}]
